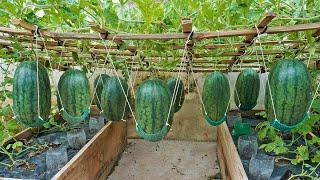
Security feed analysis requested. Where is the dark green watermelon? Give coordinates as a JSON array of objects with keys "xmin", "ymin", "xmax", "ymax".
[
  {"xmin": 234, "ymin": 69, "xmax": 260, "ymax": 111},
  {"xmin": 58, "ymin": 69, "xmax": 90, "ymax": 124},
  {"xmin": 265, "ymin": 59, "xmax": 311, "ymax": 130},
  {"xmin": 202, "ymin": 72, "xmax": 230, "ymax": 125},
  {"xmin": 101, "ymin": 76, "xmax": 130, "ymax": 121},
  {"xmin": 166, "ymin": 77, "xmax": 185, "ymax": 113},
  {"xmin": 135, "ymin": 78, "xmax": 173, "ymax": 141},
  {"xmin": 13, "ymin": 61, "xmax": 51, "ymax": 127},
  {"xmin": 93, "ymin": 74, "xmax": 110, "ymax": 109}
]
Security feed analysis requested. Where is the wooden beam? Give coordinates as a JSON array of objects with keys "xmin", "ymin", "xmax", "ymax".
[
  {"xmin": 2, "ymin": 21, "xmax": 320, "ymax": 41},
  {"xmin": 229, "ymin": 12, "xmax": 276, "ymax": 69},
  {"xmin": 182, "ymin": 18, "xmax": 193, "ymax": 33},
  {"xmin": 90, "ymin": 24, "xmax": 124, "ymax": 46},
  {"xmin": 11, "ymin": 19, "xmax": 53, "ymax": 37},
  {"xmin": 53, "ymin": 121, "xmax": 127, "ymax": 180},
  {"xmin": 244, "ymin": 12, "xmax": 277, "ymax": 43},
  {"xmin": 217, "ymin": 122, "xmax": 248, "ymax": 180},
  {"xmin": 0, "ymin": 35, "xmax": 305, "ymax": 51}
]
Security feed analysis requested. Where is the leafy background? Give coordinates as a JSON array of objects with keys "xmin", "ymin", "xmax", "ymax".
[{"xmin": 0, "ymin": 0, "xmax": 320, "ymax": 178}]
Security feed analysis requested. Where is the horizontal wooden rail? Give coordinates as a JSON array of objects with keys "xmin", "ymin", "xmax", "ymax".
[{"xmin": 2, "ymin": 21, "xmax": 320, "ymax": 41}]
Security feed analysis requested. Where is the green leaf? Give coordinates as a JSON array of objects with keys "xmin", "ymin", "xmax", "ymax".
[
  {"xmin": 311, "ymin": 150, "xmax": 320, "ymax": 163},
  {"xmin": 72, "ymin": 52, "xmax": 79, "ymax": 62}
]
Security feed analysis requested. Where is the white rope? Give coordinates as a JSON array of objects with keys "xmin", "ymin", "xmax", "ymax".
[
  {"xmin": 308, "ymin": 79, "xmax": 320, "ymax": 113},
  {"xmin": 98, "ymin": 32, "xmax": 137, "ymax": 123},
  {"xmin": 254, "ymin": 25, "xmax": 277, "ymax": 120},
  {"xmin": 37, "ymin": 31, "xmax": 65, "ymax": 112},
  {"xmin": 164, "ymin": 30, "xmax": 193, "ymax": 126},
  {"xmin": 34, "ymin": 26, "xmax": 43, "ymax": 121}
]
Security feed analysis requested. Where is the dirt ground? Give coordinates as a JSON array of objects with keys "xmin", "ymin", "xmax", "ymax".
[{"xmin": 108, "ymin": 139, "xmax": 220, "ymax": 180}]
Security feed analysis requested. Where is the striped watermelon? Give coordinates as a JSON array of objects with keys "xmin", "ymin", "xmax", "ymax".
[
  {"xmin": 234, "ymin": 69, "xmax": 260, "ymax": 111},
  {"xmin": 93, "ymin": 74, "xmax": 110, "ymax": 110},
  {"xmin": 101, "ymin": 76, "xmax": 130, "ymax": 121},
  {"xmin": 58, "ymin": 69, "xmax": 90, "ymax": 123},
  {"xmin": 13, "ymin": 61, "xmax": 51, "ymax": 127},
  {"xmin": 265, "ymin": 59, "xmax": 311, "ymax": 130},
  {"xmin": 166, "ymin": 77, "xmax": 185, "ymax": 113},
  {"xmin": 202, "ymin": 72, "xmax": 230, "ymax": 125},
  {"xmin": 135, "ymin": 78, "xmax": 173, "ymax": 141}
]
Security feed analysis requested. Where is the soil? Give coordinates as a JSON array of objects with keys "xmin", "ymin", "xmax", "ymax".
[
  {"xmin": 0, "ymin": 116, "xmax": 105, "ymax": 180},
  {"xmin": 108, "ymin": 139, "xmax": 220, "ymax": 180}
]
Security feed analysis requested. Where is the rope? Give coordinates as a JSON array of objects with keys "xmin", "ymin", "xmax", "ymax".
[
  {"xmin": 308, "ymin": 80, "xmax": 320, "ymax": 113},
  {"xmin": 165, "ymin": 30, "xmax": 194, "ymax": 127},
  {"xmin": 37, "ymin": 31, "xmax": 65, "ymax": 111},
  {"xmin": 34, "ymin": 26, "xmax": 43, "ymax": 121},
  {"xmin": 254, "ymin": 24, "xmax": 278, "ymax": 120},
  {"xmin": 37, "ymin": 30, "xmax": 90, "ymax": 122},
  {"xmin": 98, "ymin": 33, "xmax": 137, "ymax": 123}
]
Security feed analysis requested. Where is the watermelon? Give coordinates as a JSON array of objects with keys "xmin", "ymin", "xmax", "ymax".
[
  {"xmin": 135, "ymin": 78, "xmax": 173, "ymax": 142},
  {"xmin": 93, "ymin": 74, "xmax": 110, "ymax": 109},
  {"xmin": 58, "ymin": 69, "xmax": 90, "ymax": 123},
  {"xmin": 234, "ymin": 69, "xmax": 260, "ymax": 111},
  {"xmin": 13, "ymin": 61, "xmax": 51, "ymax": 127},
  {"xmin": 202, "ymin": 72, "xmax": 230, "ymax": 126},
  {"xmin": 101, "ymin": 76, "xmax": 130, "ymax": 121},
  {"xmin": 166, "ymin": 77, "xmax": 185, "ymax": 113},
  {"xmin": 265, "ymin": 59, "xmax": 311, "ymax": 130}
]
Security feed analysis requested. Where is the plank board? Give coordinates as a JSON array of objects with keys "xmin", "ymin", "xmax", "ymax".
[
  {"xmin": 217, "ymin": 122, "xmax": 248, "ymax": 180},
  {"xmin": 52, "ymin": 121, "xmax": 127, "ymax": 180},
  {"xmin": 217, "ymin": 140, "xmax": 230, "ymax": 180}
]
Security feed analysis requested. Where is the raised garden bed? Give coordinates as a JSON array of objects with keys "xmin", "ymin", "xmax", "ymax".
[{"xmin": 0, "ymin": 112, "xmax": 127, "ymax": 179}]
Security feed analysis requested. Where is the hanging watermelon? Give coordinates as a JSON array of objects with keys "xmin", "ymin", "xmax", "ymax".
[
  {"xmin": 202, "ymin": 72, "xmax": 230, "ymax": 126},
  {"xmin": 166, "ymin": 77, "xmax": 185, "ymax": 113},
  {"xmin": 13, "ymin": 61, "xmax": 51, "ymax": 127},
  {"xmin": 234, "ymin": 69, "xmax": 260, "ymax": 111},
  {"xmin": 58, "ymin": 69, "xmax": 90, "ymax": 124},
  {"xmin": 135, "ymin": 78, "xmax": 173, "ymax": 142},
  {"xmin": 93, "ymin": 74, "xmax": 110, "ymax": 110},
  {"xmin": 265, "ymin": 59, "xmax": 312, "ymax": 131},
  {"xmin": 101, "ymin": 76, "xmax": 130, "ymax": 121}
]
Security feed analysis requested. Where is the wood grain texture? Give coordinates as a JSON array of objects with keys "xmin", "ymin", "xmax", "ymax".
[
  {"xmin": 217, "ymin": 122, "xmax": 248, "ymax": 180},
  {"xmin": 53, "ymin": 121, "xmax": 127, "ymax": 180},
  {"xmin": 217, "ymin": 140, "xmax": 230, "ymax": 180},
  {"xmin": 2, "ymin": 20, "xmax": 320, "ymax": 40}
]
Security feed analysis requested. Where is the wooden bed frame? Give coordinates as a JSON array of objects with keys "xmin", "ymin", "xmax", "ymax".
[{"xmin": 1, "ymin": 111, "xmax": 248, "ymax": 180}]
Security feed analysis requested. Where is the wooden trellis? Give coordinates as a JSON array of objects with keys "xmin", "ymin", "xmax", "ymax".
[{"xmin": 0, "ymin": 12, "xmax": 320, "ymax": 72}]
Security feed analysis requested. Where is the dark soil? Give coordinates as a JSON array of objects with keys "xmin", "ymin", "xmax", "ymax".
[{"xmin": 0, "ymin": 116, "xmax": 106, "ymax": 180}]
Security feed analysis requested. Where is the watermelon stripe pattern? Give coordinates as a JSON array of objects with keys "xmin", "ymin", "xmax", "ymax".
[
  {"xmin": 101, "ymin": 76, "xmax": 130, "ymax": 121},
  {"xmin": 135, "ymin": 78, "xmax": 173, "ymax": 141},
  {"xmin": 265, "ymin": 59, "xmax": 312, "ymax": 130},
  {"xmin": 13, "ymin": 61, "xmax": 51, "ymax": 127},
  {"xmin": 58, "ymin": 69, "xmax": 90, "ymax": 124},
  {"xmin": 234, "ymin": 69, "xmax": 260, "ymax": 111},
  {"xmin": 93, "ymin": 74, "xmax": 110, "ymax": 110},
  {"xmin": 166, "ymin": 77, "xmax": 185, "ymax": 113},
  {"xmin": 202, "ymin": 72, "xmax": 230, "ymax": 125}
]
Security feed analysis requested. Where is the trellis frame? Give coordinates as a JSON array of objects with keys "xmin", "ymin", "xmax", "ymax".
[{"xmin": 0, "ymin": 12, "xmax": 320, "ymax": 72}]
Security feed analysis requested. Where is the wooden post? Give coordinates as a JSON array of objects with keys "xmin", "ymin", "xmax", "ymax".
[
  {"xmin": 228, "ymin": 12, "xmax": 276, "ymax": 70},
  {"xmin": 182, "ymin": 18, "xmax": 193, "ymax": 92}
]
